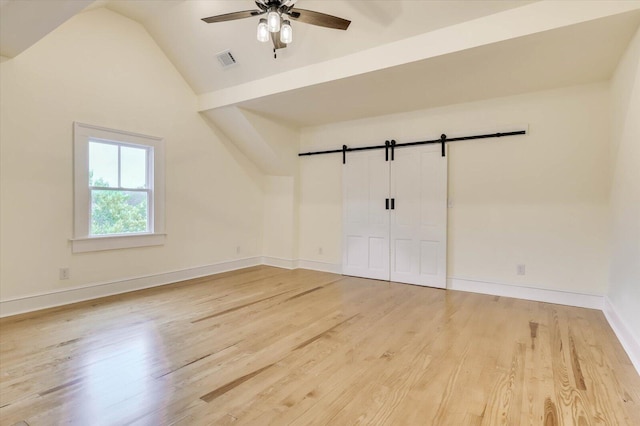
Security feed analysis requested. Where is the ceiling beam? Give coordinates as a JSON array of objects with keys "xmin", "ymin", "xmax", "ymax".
[{"xmin": 198, "ymin": 0, "xmax": 640, "ymax": 113}]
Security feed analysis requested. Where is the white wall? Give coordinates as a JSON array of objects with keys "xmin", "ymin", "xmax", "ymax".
[
  {"xmin": 263, "ymin": 176, "xmax": 297, "ymax": 262},
  {"xmin": 0, "ymin": 9, "xmax": 264, "ymax": 308},
  {"xmin": 0, "ymin": 5, "xmax": 632, "ymax": 324},
  {"xmin": 230, "ymin": 110, "xmax": 300, "ymax": 262},
  {"xmin": 299, "ymin": 83, "xmax": 612, "ymax": 295},
  {"xmin": 240, "ymin": 109, "xmax": 300, "ymax": 176},
  {"xmin": 608, "ymin": 27, "xmax": 640, "ymax": 361}
]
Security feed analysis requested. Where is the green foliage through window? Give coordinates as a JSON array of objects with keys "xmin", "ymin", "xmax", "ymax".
[{"xmin": 90, "ymin": 174, "xmax": 148, "ymax": 235}]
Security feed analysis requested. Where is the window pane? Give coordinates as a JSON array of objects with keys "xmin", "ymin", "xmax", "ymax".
[
  {"xmin": 89, "ymin": 141, "xmax": 118, "ymax": 187},
  {"xmin": 121, "ymin": 146, "xmax": 147, "ymax": 189},
  {"xmin": 90, "ymin": 190, "xmax": 148, "ymax": 235}
]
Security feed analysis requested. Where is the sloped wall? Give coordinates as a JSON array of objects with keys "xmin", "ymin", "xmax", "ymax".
[{"xmin": 0, "ymin": 9, "xmax": 263, "ymax": 308}]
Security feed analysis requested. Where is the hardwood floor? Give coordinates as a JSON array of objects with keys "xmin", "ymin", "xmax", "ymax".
[{"xmin": 1, "ymin": 266, "xmax": 639, "ymax": 425}]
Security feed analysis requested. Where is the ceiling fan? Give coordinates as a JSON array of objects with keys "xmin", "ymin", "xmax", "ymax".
[{"xmin": 202, "ymin": 0, "xmax": 351, "ymax": 55}]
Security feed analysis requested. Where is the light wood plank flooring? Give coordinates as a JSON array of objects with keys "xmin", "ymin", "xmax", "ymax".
[{"xmin": 1, "ymin": 266, "xmax": 639, "ymax": 425}]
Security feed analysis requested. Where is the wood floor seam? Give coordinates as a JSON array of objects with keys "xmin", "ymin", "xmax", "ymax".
[{"xmin": 190, "ymin": 290, "xmax": 294, "ymax": 323}]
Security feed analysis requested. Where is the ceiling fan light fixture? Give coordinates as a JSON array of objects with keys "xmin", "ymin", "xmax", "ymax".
[
  {"xmin": 201, "ymin": 1, "xmax": 351, "ymax": 54},
  {"xmin": 280, "ymin": 20, "xmax": 292, "ymax": 44},
  {"xmin": 267, "ymin": 9, "xmax": 281, "ymax": 33},
  {"xmin": 257, "ymin": 18, "xmax": 269, "ymax": 42}
]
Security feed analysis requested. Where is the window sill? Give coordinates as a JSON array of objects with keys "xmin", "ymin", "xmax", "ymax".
[{"xmin": 70, "ymin": 233, "xmax": 166, "ymax": 253}]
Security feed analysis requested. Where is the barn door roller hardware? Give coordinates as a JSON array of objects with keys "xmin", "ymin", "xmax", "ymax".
[{"xmin": 299, "ymin": 130, "xmax": 526, "ymax": 164}]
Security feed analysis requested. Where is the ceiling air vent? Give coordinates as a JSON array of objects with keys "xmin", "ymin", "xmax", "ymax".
[{"xmin": 216, "ymin": 50, "xmax": 237, "ymax": 68}]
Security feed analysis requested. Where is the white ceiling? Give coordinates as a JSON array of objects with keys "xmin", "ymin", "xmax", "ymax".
[
  {"xmin": 1, "ymin": 1, "xmax": 639, "ymax": 129},
  {"xmin": 0, "ymin": 0, "xmax": 93, "ymax": 57},
  {"xmin": 102, "ymin": 0, "xmax": 534, "ymax": 94}
]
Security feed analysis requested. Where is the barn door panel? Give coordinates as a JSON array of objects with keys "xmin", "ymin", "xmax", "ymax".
[{"xmin": 342, "ymin": 150, "xmax": 390, "ymax": 280}]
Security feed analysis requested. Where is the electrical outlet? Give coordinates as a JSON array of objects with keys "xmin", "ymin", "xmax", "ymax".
[
  {"xmin": 517, "ymin": 264, "xmax": 526, "ymax": 276},
  {"xmin": 59, "ymin": 268, "xmax": 70, "ymax": 280},
  {"xmin": 318, "ymin": 247, "xmax": 323, "ymax": 255},
  {"xmin": 236, "ymin": 246, "xmax": 241, "ymax": 254},
  {"xmin": 447, "ymin": 199, "xmax": 454, "ymax": 208}
]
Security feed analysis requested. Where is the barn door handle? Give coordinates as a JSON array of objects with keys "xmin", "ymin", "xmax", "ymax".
[
  {"xmin": 391, "ymin": 198, "xmax": 395, "ymax": 210},
  {"xmin": 385, "ymin": 198, "xmax": 389, "ymax": 210}
]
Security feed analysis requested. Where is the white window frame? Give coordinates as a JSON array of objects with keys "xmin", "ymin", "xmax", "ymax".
[{"xmin": 72, "ymin": 122, "xmax": 166, "ymax": 253}]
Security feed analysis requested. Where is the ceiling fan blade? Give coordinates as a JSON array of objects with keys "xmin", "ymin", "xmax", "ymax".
[
  {"xmin": 287, "ymin": 8, "xmax": 350, "ymax": 30},
  {"xmin": 255, "ymin": 1, "xmax": 268, "ymax": 11},
  {"xmin": 202, "ymin": 10, "xmax": 264, "ymax": 24},
  {"xmin": 271, "ymin": 31, "xmax": 287, "ymax": 50}
]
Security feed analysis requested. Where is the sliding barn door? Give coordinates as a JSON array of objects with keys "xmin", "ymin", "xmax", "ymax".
[
  {"xmin": 342, "ymin": 151, "xmax": 390, "ymax": 280},
  {"xmin": 390, "ymin": 145, "xmax": 448, "ymax": 288}
]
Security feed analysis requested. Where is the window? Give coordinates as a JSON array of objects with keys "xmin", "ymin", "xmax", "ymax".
[{"xmin": 73, "ymin": 122, "xmax": 165, "ymax": 253}]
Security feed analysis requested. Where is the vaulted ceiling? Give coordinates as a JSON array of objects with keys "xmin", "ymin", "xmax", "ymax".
[
  {"xmin": 100, "ymin": 0, "xmax": 533, "ymax": 94},
  {"xmin": 2, "ymin": 0, "xmax": 640, "ymax": 128}
]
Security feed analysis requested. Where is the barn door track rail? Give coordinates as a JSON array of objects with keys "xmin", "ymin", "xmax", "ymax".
[{"xmin": 298, "ymin": 130, "xmax": 527, "ymax": 164}]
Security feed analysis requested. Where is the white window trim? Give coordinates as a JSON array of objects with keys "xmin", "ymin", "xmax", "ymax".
[{"xmin": 72, "ymin": 122, "xmax": 166, "ymax": 253}]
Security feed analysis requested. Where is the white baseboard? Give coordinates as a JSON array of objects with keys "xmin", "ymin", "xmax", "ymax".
[
  {"xmin": 296, "ymin": 259, "xmax": 343, "ymax": 274},
  {"xmin": 1, "ymin": 266, "xmax": 603, "ymax": 318},
  {"xmin": 261, "ymin": 256, "xmax": 297, "ymax": 270},
  {"xmin": 0, "ymin": 257, "xmax": 262, "ymax": 318},
  {"xmin": 447, "ymin": 277, "xmax": 604, "ymax": 310},
  {"xmin": 0, "ymin": 256, "xmax": 342, "ymax": 318},
  {"xmin": 603, "ymin": 297, "xmax": 640, "ymax": 374},
  {"xmin": 261, "ymin": 257, "xmax": 342, "ymax": 274}
]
